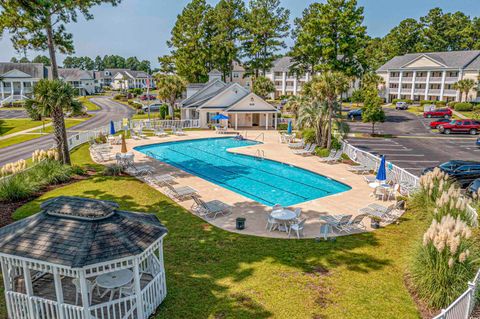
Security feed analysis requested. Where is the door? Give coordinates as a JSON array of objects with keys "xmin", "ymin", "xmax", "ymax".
[{"xmin": 252, "ymin": 113, "xmax": 260, "ymax": 126}]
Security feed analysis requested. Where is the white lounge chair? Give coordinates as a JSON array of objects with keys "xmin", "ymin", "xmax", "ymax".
[
  {"xmin": 319, "ymin": 214, "xmax": 352, "ymax": 235},
  {"xmin": 359, "ymin": 201, "xmax": 404, "ymax": 223},
  {"xmin": 293, "ymin": 143, "xmax": 316, "ymax": 156},
  {"xmin": 154, "ymin": 128, "xmax": 168, "ymax": 137},
  {"xmin": 125, "ymin": 164, "xmax": 155, "ymax": 176},
  {"xmin": 191, "ymin": 196, "xmax": 231, "ymax": 219},
  {"xmin": 173, "ymin": 127, "xmax": 186, "ymax": 136},
  {"xmin": 318, "ymin": 149, "xmax": 342, "ymax": 164},
  {"xmin": 288, "ymin": 139, "xmax": 304, "ymax": 149},
  {"xmin": 164, "ymin": 182, "xmax": 197, "ymax": 200},
  {"xmin": 341, "ymin": 214, "xmax": 367, "ymax": 233}
]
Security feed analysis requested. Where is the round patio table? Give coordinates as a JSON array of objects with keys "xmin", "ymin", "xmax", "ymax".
[
  {"xmin": 96, "ymin": 269, "xmax": 133, "ymax": 301},
  {"xmin": 271, "ymin": 209, "xmax": 296, "ymax": 232}
]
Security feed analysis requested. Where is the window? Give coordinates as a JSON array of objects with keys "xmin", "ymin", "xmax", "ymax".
[{"xmin": 463, "ymin": 121, "xmax": 471, "ymax": 126}]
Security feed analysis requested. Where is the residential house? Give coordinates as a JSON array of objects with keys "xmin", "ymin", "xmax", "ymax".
[
  {"xmin": 376, "ymin": 50, "xmax": 480, "ymax": 103},
  {"xmin": 111, "ymin": 70, "xmax": 154, "ymax": 90},
  {"xmin": 226, "ymin": 61, "xmax": 252, "ymax": 89},
  {"xmin": 0, "ymin": 63, "xmax": 46, "ymax": 106},
  {"xmin": 181, "ymin": 70, "xmax": 280, "ymax": 129},
  {"xmin": 52, "ymin": 68, "xmax": 97, "ymax": 96},
  {"xmin": 93, "ymin": 69, "xmax": 128, "ymax": 88}
]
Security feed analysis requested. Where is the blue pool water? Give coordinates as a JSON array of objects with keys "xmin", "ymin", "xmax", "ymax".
[{"xmin": 135, "ymin": 138, "xmax": 351, "ymax": 206}]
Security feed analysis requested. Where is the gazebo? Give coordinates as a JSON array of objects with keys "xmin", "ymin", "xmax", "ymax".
[{"xmin": 0, "ymin": 196, "xmax": 168, "ymax": 319}]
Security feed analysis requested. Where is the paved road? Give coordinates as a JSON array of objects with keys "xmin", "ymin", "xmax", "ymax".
[
  {"xmin": 0, "ymin": 109, "xmax": 28, "ymax": 119},
  {"xmin": 347, "ymin": 108, "xmax": 479, "ymax": 176},
  {"xmin": 0, "ymin": 97, "xmax": 133, "ymax": 166}
]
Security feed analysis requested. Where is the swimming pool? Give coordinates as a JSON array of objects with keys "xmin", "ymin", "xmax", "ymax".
[{"xmin": 135, "ymin": 137, "xmax": 351, "ymax": 206}]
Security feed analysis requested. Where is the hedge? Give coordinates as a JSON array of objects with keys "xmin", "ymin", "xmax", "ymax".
[
  {"xmin": 454, "ymin": 102, "xmax": 473, "ymax": 112},
  {"xmin": 392, "ymin": 99, "xmax": 413, "ymax": 104}
]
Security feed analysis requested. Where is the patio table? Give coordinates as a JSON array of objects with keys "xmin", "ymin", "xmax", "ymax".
[
  {"xmin": 96, "ymin": 269, "xmax": 134, "ymax": 301},
  {"xmin": 271, "ymin": 209, "xmax": 296, "ymax": 232}
]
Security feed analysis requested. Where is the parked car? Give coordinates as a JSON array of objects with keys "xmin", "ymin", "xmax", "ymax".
[
  {"xmin": 422, "ymin": 160, "xmax": 480, "ymax": 187},
  {"xmin": 423, "ymin": 108, "xmax": 452, "ymax": 118},
  {"xmin": 438, "ymin": 119, "xmax": 480, "ymax": 135},
  {"xmin": 395, "ymin": 102, "xmax": 408, "ymax": 110},
  {"xmin": 476, "ymin": 137, "xmax": 480, "ymax": 147},
  {"xmin": 467, "ymin": 178, "xmax": 480, "ymax": 196},
  {"xmin": 142, "ymin": 103, "xmax": 162, "ymax": 112},
  {"xmin": 429, "ymin": 118, "xmax": 451, "ymax": 129},
  {"xmin": 347, "ymin": 109, "xmax": 362, "ymax": 120},
  {"xmin": 140, "ymin": 94, "xmax": 156, "ymax": 101}
]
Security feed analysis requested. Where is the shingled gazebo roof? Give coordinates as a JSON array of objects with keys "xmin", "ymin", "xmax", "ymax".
[{"xmin": 0, "ymin": 196, "xmax": 167, "ymax": 268}]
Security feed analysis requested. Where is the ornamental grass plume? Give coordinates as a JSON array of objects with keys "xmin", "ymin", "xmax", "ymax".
[
  {"xmin": 412, "ymin": 215, "xmax": 477, "ymax": 309},
  {"xmin": 419, "ymin": 168, "xmax": 451, "ymax": 203},
  {"xmin": 434, "ymin": 185, "xmax": 475, "ymax": 226},
  {"xmin": 32, "ymin": 149, "xmax": 60, "ymax": 163},
  {"xmin": 0, "ymin": 159, "xmax": 27, "ymax": 176}
]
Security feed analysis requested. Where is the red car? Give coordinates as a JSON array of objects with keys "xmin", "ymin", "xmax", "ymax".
[
  {"xmin": 429, "ymin": 118, "xmax": 451, "ymax": 129},
  {"xmin": 438, "ymin": 119, "xmax": 480, "ymax": 135},
  {"xmin": 423, "ymin": 108, "xmax": 452, "ymax": 118},
  {"xmin": 140, "ymin": 94, "xmax": 156, "ymax": 101}
]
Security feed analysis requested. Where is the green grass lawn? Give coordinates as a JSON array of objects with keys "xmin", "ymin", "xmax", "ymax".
[
  {"xmin": 31, "ymin": 118, "xmax": 87, "ymax": 133},
  {"xmin": 3, "ymin": 144, "xmax": 428, "ymax": 319},
  {"xmin": 0, "ymin": 118, "xmax": 50, "ymax": 136},
  {"xmin": 78, "ymin": 96, "xmax": 101, "ymax": 111}
]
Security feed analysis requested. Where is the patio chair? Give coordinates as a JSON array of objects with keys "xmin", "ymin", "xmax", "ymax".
[
  {"xmin": 386, "ymin": 184, "xmax": 400, "ymax": 201},
  {"xmin": 293, "ymin": 207, "xmax": 302, "ymax": 221},
  {"xmin": 341, "ymin": 214, "xmax": 368, "ymax": 233},
  {"xmin": 293, "ymin": 143, "xmax": 316, "ymax": 156},
  {"xmin": 266, "ymin": 212, "xmax": 279, "ymax": 231},
  {"xmin": 347, "ymin": 163, "xmax": 374, "ymax": 175},
  {"xmin": 72, "ymin": 278, "xmax": 96, "ymax": 305},
  {"xmin": 318, "ymin": 149, "xmax": 342, "ymax": 164},
  {"xmin": 173, "ymin": 127, "xmax": 186, "ymax": 136},
  {"xmin": 119, "ymin": 281, "xmax": 135, "ymax": 298},
  {"xmin": 125, "ymin": 164, "xmax": 155, "ymax": 176},
  {"xmin": 165, "ymin": 182, "xmax": 197, "ymax": 200},
  {"xmin": 288, "ymin": 139, "xmax": 304, "ymax": 149},
  {"xmin": 144, "ymin": 173, "xmax": 175, "ymax": 186},
  {"xmin": 319, "ymin": 214, "xmax": 352, "ymax": 234},
  {"xmin": 371, "ymin": 186, "xmax": 388, "ymax": 201},
  {"xmin": 318, "ymin": 149, "xmax": 336, "ymax": 162},
  {"xmin": 363, "ymin": 175, "xmax": 377, "ymax": 184},
  {"xmin": 154, "ymin": 128, "xmax": 168, "ymax": 137},
  {"xmin": 130, "ymin": 131, "xmax": 141, "ymax": 140},
  {"xmin": 288, "ymin": 219, "xmax": 306, "ymax": 239},
  {"xmin": 191, "ymin": 196, "xmax": 231, "ymax": 219}
]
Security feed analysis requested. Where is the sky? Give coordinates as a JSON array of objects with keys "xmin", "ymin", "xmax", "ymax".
[{"xmin": 1, "ymin": 0, "xmax": 480, "ymax": 67}]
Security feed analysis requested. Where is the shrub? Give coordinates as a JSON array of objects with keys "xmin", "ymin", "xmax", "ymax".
[
  {"xmin": 103, "ymin": 164, "xmax": 124, "ymax": 176},
  {"xmin": 454, "ymin": 102, "xmax": 473, "ymax": 112},
  {"xmin": 434, "ymin": 186, "xmax": 475, "ymax": 226},
  {"xmin": 436, "ymin": 101, "xmax": 446, "ymax": 107},
  {"xmin": 165, "ymin": 115, "xmax": 172, "ymax": 120},
  {"xmin": 159, "ymin": 104, "xmax": 168, "ymax": 119},
  {"xmin": 418, "ymin": 168, "xmax": 452, "ymax": 204},
  {"xmin": 331, "ymin": 136, "xmax": 342, "ymax": 150},
  {"xmin": 128, "ymin": 100, "xmax": 142, "ymax": 109},
  {"xmin": 447, "ymin": 101, "xmax": 457, "ymax": 108},
  {"xmin": 94, "ymin": 133, "xmax": 108, "ymax": 144},
  {"xmin": 315, "ymin": 148, "xmax": 331, "ymax": 157},
  {"xmin": 300, "ymin": 128, "xmax": 316, "ymax": 144},
  {"xmin": 113, "ymin": 94, "xmax": 124, "ymax": 100},
  {"xmin": 420, "ymin": 100, "xmax": 432, "ymax": 106},
  {"xmin": 0, "ymin": 174, "xmax": 37, "ymax": 202},
  {"xmin": 473, "ymin": 105, "xmax": 480, "ymax": 111},
  {"xmin": 32, "ymin": 149, "xmax": 59, "ymax": 163},
  {"xmin": 411, "ymin": 215, "xmax": 477, "ymax": 308},
  {"xmin": 392, "ymin": 99, "xmax": 413, "ymax": 105},
  {"xmin": 277, "ymin": 123, "xmax": 288, "ymax": 131},
  {"xmin": 136, "ymin": 109, "xmax": 145, "ymax": 115},
  {"xmin": 0, "ymin": 159, "xmax": 27, "ymax": 176},
  {"xmin": 29, "ymin": 160, "xmax": 74, "ymax": 185}
]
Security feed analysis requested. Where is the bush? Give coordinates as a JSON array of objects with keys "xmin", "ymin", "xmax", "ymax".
[
  {"xmin": 447, "ymin": 101, "xmax": 457, "ymax": 108},
  {"xmin": 0, "ymin": 174, "xmax": 38, "ymax": 202},
  {"xmin": 159, "ymin": 104, "xmax": 168, "ymax": 119},
  {"xmin": 315, "ymin": 148, "xmax": 331, "ymax": 157},
  {"xmin": 103, "ymin": 164, "xmax": 124, "ymax": 176},
  {"xmin": 165, "ymin": 115, "xmax": 172, "ymax": 120},
  {"xmin": 113, "ymin": 94, "xmax": 124, "ymax": 100},
  {"xmin": 433, "ymin": 185, "xmax": 475, "ymax": 226},
  {"xmin": 454, "ymin": 102, "xmax": 473, "ymax": 112},
  {"xmin": 277, "ymin": 123, "xmax": 288, "ymax": 131},
  {"xmin": 128, "ymin": 100, "xmax": 142, "ymax": 109},
  {"xmin": 436, "ymin": 101, "xmax": 446, "ymax": 107},
  {"xmin": 300, "ymin": 128, "xmax": 316, "ymax": 144},
  {"xmin": 331, "ymin": 136, "xmax": 342, "ymax": 150},
  {"xmin": 411, "ymin": 215, "xmax": 477, "ymax": 308},
  {"xmin": 392, "ymin": 99, "xmax": 413, "ymax": 105},
  {"xmin": 418, "ymin": 168, "xmax": 452, "ymax": 204},
  {"xmin": 473, "ymin": 105, "xmax": 480, "ymax": 111},
  {"xmin": 94, "ymin": 133, "xmax": 107, "ymax": 144},
  {"xmin": 29, "ymin": 160, "xmax": 74, "ymax": 185},
  {"xmin": 419, "ymin": 100, "xmax": 432, "ymax": 106}
]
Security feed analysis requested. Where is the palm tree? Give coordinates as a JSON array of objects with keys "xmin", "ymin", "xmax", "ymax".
[
  {"xmin": 297, "ymin": 100, "xmax": 328, "ymax": 145},
  {"xmin": 453, "ymin": 79, "xmax": 476, "ymax": 102},
  {"xmin": 155, "ymin": 74, "xmax": 187, "ymax": 116},
  {"xmin": 25, "ymin": 80, "xmax": 81, "ymax": 164},
  {"xmin": 361, "ymin": 72, "xmax": 385, "ymax": 89},
  {"xmin": 308, "ymin": 72, "xmax": 349, "ymax": 149},
  {"xmin": 284, "ymin": 95, "xmax": 305, "ymax": 119}
]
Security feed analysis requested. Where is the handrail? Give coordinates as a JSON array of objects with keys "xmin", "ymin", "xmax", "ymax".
[
  {"xmin": 255, "ymin": 149, "xmax": 265, "ymax": 160},
  {"xmin": 254, "ymin": 132, "xmax": 264, "ymax": 142}
]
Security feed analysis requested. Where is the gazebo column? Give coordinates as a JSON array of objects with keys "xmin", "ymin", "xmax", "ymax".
[
  {"xmin": 235, "ymin": 113, "xmax": 238, "ymax": 131},
  {"xmin": 79, "ymin": 271, "xmax": 91, "ymax": 318},
  {"xmin": 53, "ymin": 268, "xmax": 65, "ymax": 319},
  {"xmin": 274, "ymin": 113, "xmax": 277, "ymax": 130},
  {"xmin": 134, "ymin": 259, "xmax": 145, "ymax": 319},
  {"xmin": 22, "ymin": 261, "xmax": 35, "ymax": 317},
  {"xmin": 265, "ymin": 113, "xmax": 269, "ymax": 130},
  {"xmin": 1, "ymin": 258, "xmax": 13, "ymax": 319}
]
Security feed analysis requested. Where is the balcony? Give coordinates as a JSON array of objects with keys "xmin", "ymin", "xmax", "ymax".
[
  {"xmin": 390, "ymin": 77, "xmax": 400, "ymax": 82},
  {"xmin": 414, "ymin": 88, "xmax": 426, "ymax": 94},
  {"xmin": 400, "ymin": 89, "xmax": 412, "ymax": 94},
  {"xmin": 445, "ymin": 77, "xmax": 459, "ymax": 83},
  {"xmin": 285, "ymin": 86, "xmax": 295, "ymax": 91},
  {"xmin": 428, "ymin": 89, "xmax": 441, "ymax": 95},
  {"xmin": 275, "ymin": 85, "xmax": 283, "ymax": 90},
  {"xmin": 430, "ymin": 77, "xmax": 443, "ymax": 82},
  {"xmin": 443, "ymin": 89, "xmax": 457, "ymax": 96},
  {"xmin": 402, "ymin": 77, "xmax": 413, "ymax": 82},
  {"xmin": 415, "ymin": 77, "xmax": 427, "ymax": 82}
]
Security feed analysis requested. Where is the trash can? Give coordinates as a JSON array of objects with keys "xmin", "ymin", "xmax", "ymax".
[{"xmin": 236, "ymin": 217, "xmax": 246, "ymax": 230}]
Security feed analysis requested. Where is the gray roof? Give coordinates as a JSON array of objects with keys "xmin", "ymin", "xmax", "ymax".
[
  {"xmin": 182, "ymin": 79, "xmax": 227, "ymax": 107},
  {"xmin": 0, "ymin": 63, "xmax": 46, "ymax": 78},
  {"xmin": 208, "ymin": 69, "xmax": 222, "ymax": 75},
  {"xmin": 114, "ymin": 70, "xmax": 151, "ymax": 79},
  {"xmin": 0, "ymin": 196, "xmax": 167, "ymax": 268},
  {"xmin": 52, "ymin": 68, "xmax": 94, "ymax": 81},
  {"xmin": 377, "ymin": 50, "xmax": 480, "ymax": 71},
  {"xmin": 271, "ymin": 56, "xmax": 294, "ymax": 72}
]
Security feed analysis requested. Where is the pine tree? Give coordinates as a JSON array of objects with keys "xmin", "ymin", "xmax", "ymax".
[{"xmin": 240, "ymin": 0, "xmax": 290, "ymax": 77}]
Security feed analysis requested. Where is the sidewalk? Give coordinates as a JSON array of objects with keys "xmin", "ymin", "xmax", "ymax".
[{"xmin": 0, "ymin": 123, "xmax": 52, "ymax": 141}]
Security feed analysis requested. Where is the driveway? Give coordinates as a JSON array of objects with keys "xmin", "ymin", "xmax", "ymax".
[
  {"xmin": 0, "ymin": 97, "xmax": 134, "ymax": 166},
  {"xmin": 347, "ymin": 108, "xmax": 479, "ymax": 176},
  {"xmin": 0, "ymin": 109, "xmax": 28, "ymax": 119}
]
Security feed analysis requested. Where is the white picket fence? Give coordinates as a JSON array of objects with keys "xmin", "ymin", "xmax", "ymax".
[
  {"xmin": 433, "ymin": 269, "xmax": 480, "ymax": 319},
  {"xmin": 341, "ymin": 141, "xmax": 420, "ymax": 190},
  {"xmin": 130, "ymin": 119, "xmax": 200, "ymax": 130}
]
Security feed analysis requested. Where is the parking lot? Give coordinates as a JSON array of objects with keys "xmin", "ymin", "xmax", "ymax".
[{"xmin": 347, "ymin": 108, "xmax": 478, "ymax": 176}]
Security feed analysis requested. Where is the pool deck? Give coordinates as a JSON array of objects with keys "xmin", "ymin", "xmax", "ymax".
[{"xmin": 104, "ymin": 130, "xmax": 397, "ymax": 239}]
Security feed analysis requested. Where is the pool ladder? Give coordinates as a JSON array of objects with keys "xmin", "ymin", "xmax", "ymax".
[
  {"xmin": 255, "ymin": 149, "xmax": 265, "ymax": 160},
  {"xmin": 254, "ymin": 132, "xmax": 264, "ymax": 142}
]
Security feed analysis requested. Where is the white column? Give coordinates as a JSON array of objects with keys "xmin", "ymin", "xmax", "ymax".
[
  {"xmin": 79, "ymin": 271, "xmax": 90, "ymax": 318},
  {"xmin": 281, "ymin": 72, "xmax": 286, "ymax": 95},
  {"xmin": 274, "ymin": 113, "xmax": 277, "ymax": 130},
  {"xmin": 456, "ymin": 71, "xmax": 463, "ymax": 102},
  {"xmin": 0, "ymin": 259, "xmax": 13, "ymax": 319},
  {"xmin": 53, "ymin": 268, "xmax": 65, "ymax": 319},
  {"xmin": 397, "ymin": 72, "xmax": 403, "ymax": 99},
  {"xmin": 440, "ymin": 71, "xmax": 446, "ymax": 101},
  {"xmin": 10, "ymin": 81, "xmax": 13, "ymax": 96},
  {"xmin": 424, "ymin": 71, "xmax": 431, "ymax": 100},
  {"xmin": 293, "ymin": 76, "xmax": 298, "ymax": 95},
  {"xmin": 1, "ymin": 81, "xmax": 4, "ymax": 100},
  {"xmin": 133, "ymin": 260, "xmax": 145, "ymax": 319},
  {"xmin": 306, "ymin": 72, "xmax": 310, "ymax": 82},
  {"xmin": 235, "ymin": 113, "xmax": 238, "ymax": 130},
  {"xmin": 22, "ymin": 261, "xmax": 35, "ymax": 317},
  {"xmin": 265, "ymin": 113, "xmax": 269, "ymax": 130},
  {"xmin": 410, "ymin": 71, "xmax": 416, "ymax": 100},
  {"xmin": 20, "ymin": 81, "xmax": 24, "ymax": 96}
]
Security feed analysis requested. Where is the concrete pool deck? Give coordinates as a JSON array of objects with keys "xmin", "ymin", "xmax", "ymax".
[{"xmin": 103, "ymin": 130, "xmax": 398, "ymax": 239}]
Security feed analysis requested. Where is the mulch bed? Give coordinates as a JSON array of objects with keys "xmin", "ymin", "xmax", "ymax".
[
  {"xmin": 403, "ymin": 273, "xmax": 438, "ymax": 319},
  {"xmin": 0, "ymin": 171, "xmax": 95, "ymax": 228}
]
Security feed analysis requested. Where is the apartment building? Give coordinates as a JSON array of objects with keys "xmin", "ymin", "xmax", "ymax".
[
  {"xmin": 0, "ymin": 63, "xmax": 46, "ymax": 106},
  {"xmin": 111, "ymin": 70, "xmax": 154, "ymax": 90},
  {"xmin": 377, "ymin": 51, "xmax": 480, "ymax": 103},
  {"xmin": 265, "ymin": 56, "xmax": 310, "ymax": 99}
]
